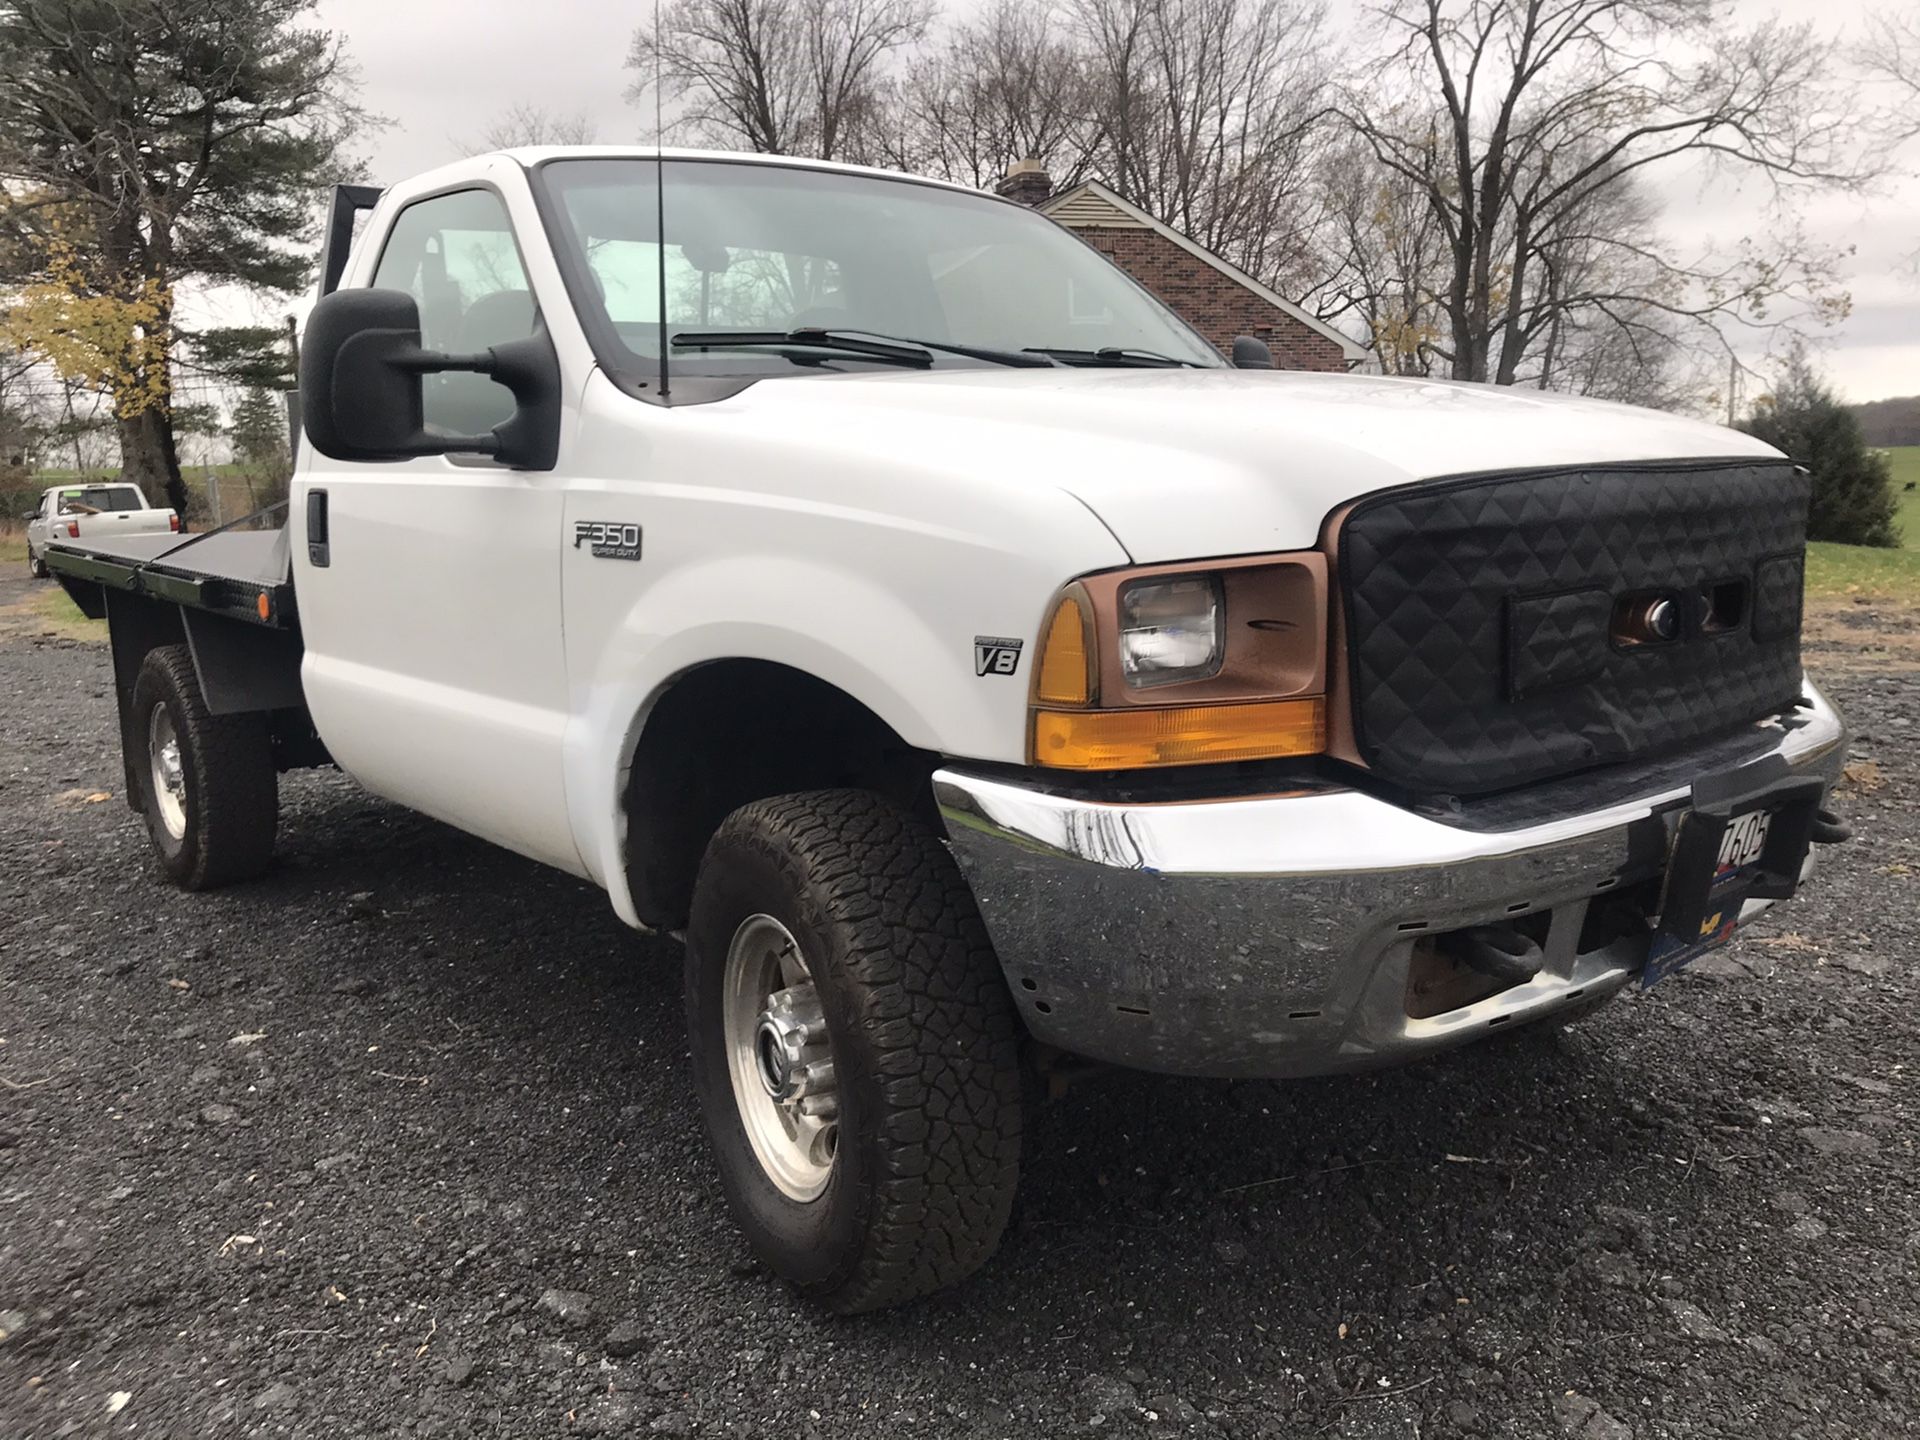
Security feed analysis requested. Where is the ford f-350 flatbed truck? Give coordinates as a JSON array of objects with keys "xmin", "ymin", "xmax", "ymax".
[{"xmin": 47, "ymin": 148, "xmax": 1850, "ymax": 1312}]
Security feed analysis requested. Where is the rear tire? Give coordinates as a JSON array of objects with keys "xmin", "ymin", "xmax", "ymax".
[
  {"xmin": 130, "ymin": 645, "xmax": 277, "ymax": 890},
  {"xmin": 27, "ymin": 545, "xmax": 47, "ymax": 578},
  {"xmin": 685, "ymin": 790, "xmax": 1024, "ymax": 1313}
]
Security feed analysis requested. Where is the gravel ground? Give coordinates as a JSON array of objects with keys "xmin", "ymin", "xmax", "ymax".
[{"xmin": 1, "ymin": 563, "xmax": 1915, "ymax": 1440}]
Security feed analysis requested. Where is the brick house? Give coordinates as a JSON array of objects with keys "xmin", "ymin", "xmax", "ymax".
[{"xmin": 998, "ymin": 161, "xmax": 1366, "ymax": 371}]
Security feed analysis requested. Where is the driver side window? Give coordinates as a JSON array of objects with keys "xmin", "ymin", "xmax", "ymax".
[{"xmin": 371, "ymin": 189, "xmax": 536, "ymax": 436}]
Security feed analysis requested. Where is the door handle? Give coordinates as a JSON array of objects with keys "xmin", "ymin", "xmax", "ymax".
[{"xmin": 306, "ymin": 489, "xmax": 330, "ymax": 568}]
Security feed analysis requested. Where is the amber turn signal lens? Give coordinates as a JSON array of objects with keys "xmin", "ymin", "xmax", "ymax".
[
  {"xmin": 1031, "ymin": 697, "xmax": 1326, "ymax": 770},
  {"xmin": 1034, "ymin": 591, "xmax": 1093, "ymax": 706}
]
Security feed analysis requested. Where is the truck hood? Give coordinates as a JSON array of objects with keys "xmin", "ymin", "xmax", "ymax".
[{"xmin": 720, "ymin": 367, "xmax": 1784, "ymax": 562}]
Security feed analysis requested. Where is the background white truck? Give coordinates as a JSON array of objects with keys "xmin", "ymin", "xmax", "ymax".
[
  {"xmin": 46, "ymin": 147, "xmax": 1850, "ymax": 1312},
  {"xmin": 24, "ymin": 482, "xmax": 178, "ymax": 577}
]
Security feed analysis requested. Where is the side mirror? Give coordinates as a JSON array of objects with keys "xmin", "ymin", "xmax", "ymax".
[
  {"xmin": 299, "ymin": 287, "xmax": 560, "ymax": 469},
  {"xmin": 1231, "ymin": 335, "xmax": 1275, "ymax": 370}
]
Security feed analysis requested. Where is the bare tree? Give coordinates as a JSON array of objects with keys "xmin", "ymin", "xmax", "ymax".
[
  {"xmin": 808, "ymin": 0, "xmax": 937, "ymax": 160},
  {"xmin": 1298, "ymin": 129, "xmax": 1451, "ymax": 374},
  {"xmin": 1861, "ymin": 7, "xmax": 1920, "ymax": 118},
  {"xmin": 1341, "ymin": 0, "xmax": 1871, "ymax": 387},
  {"xmin": 627, "ymin": 0, "xmax": 931, "ymax": 160},
  {"xmin": 462, "ymin": 102, "xmax": 599, "ymax": 154},
  {"xmin": 1858, "ymin": 8, "xmax": 1920, "ymax": 277},
  {"xmin": 887, "ymin": 1, "xmax": 1101, "ymax": 190},
  {"xmin": 1072, "ymin": 0, "xmax": 1329, "ymax": 287},
  {"xmin": 629, "ymin": 0, "xmax": 804, "ymax": 152},
  {"xmin": 1513, "ymin": 175, "xmax": 1715, "ymax": 409}
]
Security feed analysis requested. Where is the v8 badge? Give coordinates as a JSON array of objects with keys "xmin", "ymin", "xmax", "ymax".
[{"xmin": 974, "ymin": 636, "xmax": 1023, "ymax": 677}]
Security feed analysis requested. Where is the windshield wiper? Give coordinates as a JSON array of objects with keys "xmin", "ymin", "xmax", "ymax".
[
  {"xmin": 805, "ymin": 328, "xmax": 1057, "ymax": 368},
  {"xmin": 1022, "ymin": 346, "xmax": 1203, "ymax": 368},
  {"xmin": 671, "ymin": 329, "xmax": 934, "ymax": 369}
]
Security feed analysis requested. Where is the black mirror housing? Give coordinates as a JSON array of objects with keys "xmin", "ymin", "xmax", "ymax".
[
  {"xmin": 485, "ymin": 331, "xmax": 563, "ymax": 470},
  {"xmin": 300, "ymin": 289, "xmax": 434, "ymax": 461},
  {"xmin": 1231, "ymin": 335, "xmax": 1275, "ymax": 370},
  {"xmin": 299, "ymin": 287, "xmax": 560, "ymax": 470}
]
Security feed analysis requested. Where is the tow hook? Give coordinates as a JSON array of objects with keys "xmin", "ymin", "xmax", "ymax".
[
  {"xmin": 1437, "ymin": 925, "xmax": 1545, "ymax": 986},
  {"xmin": 1811, "ymin": 806, "xmax": 1851, "ymax": 846}
]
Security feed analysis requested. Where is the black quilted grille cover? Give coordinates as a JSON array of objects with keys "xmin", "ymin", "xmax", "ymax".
[{"xmin": 1339, "ymin": 461, "xmax": 1808, "ymax": 794}]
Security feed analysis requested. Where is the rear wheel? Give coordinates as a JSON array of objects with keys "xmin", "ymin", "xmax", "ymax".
[
  {"xmin": 685, "ymin": 790, "xmax": 1024, "ymax": 1313},
  {"xmin": 27, "ymin": 545, "xmax": 46, "ymax": 578},
  {"xmin": 131, "ymin": 645, "xmax": 278, "ymax": 890}
]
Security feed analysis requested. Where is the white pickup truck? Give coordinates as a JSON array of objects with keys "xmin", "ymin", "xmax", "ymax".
[
  {"xmin": 46, "ymin": 147, "xmax": 1850, "ymax": 1313},
  {"xmin": 24, "ymin": 482, "xmax": 179, "ymax": 576}
]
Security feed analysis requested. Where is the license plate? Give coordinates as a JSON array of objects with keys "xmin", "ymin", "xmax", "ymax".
[
  {"xmin": 1644, "ymin": 811, "xmax": 1770, "ymax": 986},
  {"xmin": 1644, "ymin": 765, "xmax": 1825, "ymax": 989},
  {"xmin": 1716, "ymin": 810, "xmax": 1771, "ymax": 872}
]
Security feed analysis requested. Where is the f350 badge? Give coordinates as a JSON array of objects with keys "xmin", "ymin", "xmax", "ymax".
[{"xmin": 574, "ymin": 520, "xmax": 643, "ymax": 561}]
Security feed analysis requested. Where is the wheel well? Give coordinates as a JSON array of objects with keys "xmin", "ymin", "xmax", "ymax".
[
  {"xmin": 623, "ymin": 660, "xmax": 939, "ymax": 930},
  {"xmin": 99, "ymin": 594, "xmax": 325, "ymax": 799}
]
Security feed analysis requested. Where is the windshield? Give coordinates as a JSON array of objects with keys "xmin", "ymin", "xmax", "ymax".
[
  {"xmin": 534, "ymin": 158, "xmax": 1221, "ymax": 382},
  {"xmin": 56, "ymin": 485, "xmax": 143, "ymax": 513}
]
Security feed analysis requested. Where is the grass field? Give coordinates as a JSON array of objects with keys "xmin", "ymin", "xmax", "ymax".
[
  {"xmin": 1887, "ymin": 446, "xmax": 1920, "ymax": 548},
  {"xmin": 0, "ymin": 527, "xmax": 107, "ymax": 640},
  {"xmin": 30, "ymin": 584, "xmax": 104, "ymax": 641},
  {"xmin": 1806, "ymin": 540, "xmax": 1920, "ymax": 600},
  {"xmin": 1797, "ymin": 446, "xmax": 1920, "ymax": 604}
]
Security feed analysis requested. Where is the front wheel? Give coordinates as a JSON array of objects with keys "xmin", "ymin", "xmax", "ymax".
[
  {"xmin": 685, "ymin": 790, "xmax": 1024, "ymax": 1313},
  {"xmin": 130, "ymin": 645, "xmax": 278, "ymax": 889}
]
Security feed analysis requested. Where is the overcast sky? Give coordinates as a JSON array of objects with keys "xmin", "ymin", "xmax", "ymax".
[{"xmin": 279, "ymin": 0, "xmax": 1919, "ymax": 405}]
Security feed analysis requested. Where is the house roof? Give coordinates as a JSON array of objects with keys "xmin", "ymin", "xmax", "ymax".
[{"xmin": 1040, "ymin": 179, "xmax": 1369, "ymax": 363}]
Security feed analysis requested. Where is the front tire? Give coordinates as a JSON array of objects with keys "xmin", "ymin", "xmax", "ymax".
[
  {"xmin": 686, "ymin": 790, "xmax": 1024, "ymax": 1313},
  {"xmin": 131, "ymin": 645, "xmax": 278, "ymax": 890}
]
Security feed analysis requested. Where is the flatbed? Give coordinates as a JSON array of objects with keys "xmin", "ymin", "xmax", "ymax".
[{"xmin": 47, "ymin": 529, "xmax": 296, "ymax": 631}]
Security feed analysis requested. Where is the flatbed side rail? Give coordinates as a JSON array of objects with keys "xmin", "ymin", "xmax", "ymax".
[{"xmin": 44, "ymin": 545, "xmax": 298, "ymax": 631}]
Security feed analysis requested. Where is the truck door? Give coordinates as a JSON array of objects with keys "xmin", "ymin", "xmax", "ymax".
[{"xmin": 293, "ymin": 182, "xmax": 583, "ymax": 874}]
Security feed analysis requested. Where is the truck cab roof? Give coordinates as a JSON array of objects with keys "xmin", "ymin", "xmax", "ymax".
[{"xmin": 387, "ymin": 145, "xmax": 985, "ymax": 204}]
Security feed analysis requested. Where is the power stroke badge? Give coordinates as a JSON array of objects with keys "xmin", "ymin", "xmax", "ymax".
[
  {"xmin": 974, "ymin": 636, "xmax": 1023, "ymax": 677},
  {"xmin": 573, "ymin": 520, "xmax": 643, "ymax": 561}
]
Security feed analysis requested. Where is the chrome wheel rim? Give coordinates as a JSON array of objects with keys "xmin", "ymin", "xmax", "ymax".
[
  {"xmin": 147, "ymin": 706, "xmax": 188, "ymax": 841},
  {"xmin": 722, "ymin": 914, "xmax": 838, "ymax": 1202}
]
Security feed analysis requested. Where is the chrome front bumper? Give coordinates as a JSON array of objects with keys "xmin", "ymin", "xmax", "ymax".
[{"xmin": 935, "ymin": 685, "xmax": 1848, "ymax": 1079}]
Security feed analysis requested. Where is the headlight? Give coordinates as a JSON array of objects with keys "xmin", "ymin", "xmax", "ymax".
[
  {"xmin": 1119, "ymin": 576, "xmax": 1222, "ymax": 688},
  {"xmin": 1028, "ymin": 554, "xmax": 1330, "ymax": 770}
]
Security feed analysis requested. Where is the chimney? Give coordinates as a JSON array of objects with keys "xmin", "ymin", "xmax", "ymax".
[{"xmin": 997, "ymin": 156, "xmax": 1053, "ymax": 207}]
